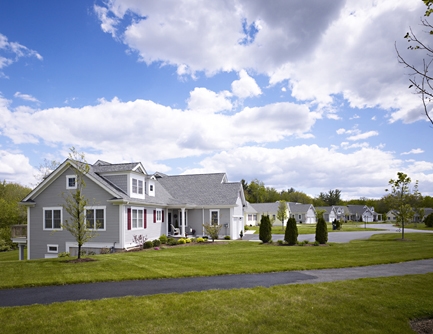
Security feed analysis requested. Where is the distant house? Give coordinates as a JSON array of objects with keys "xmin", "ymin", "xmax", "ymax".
[
  {"xmin": 21, "ymin": 159, "xmax": 246, "ymax": 259},
  {"xmin": 347, "ymin": 205, "xmax": 381, "ymax": 222},
  {"xmin": 246, "ymin": 202, "xmax": 288, "ymax": 227},
  {"xmin": 315, "ymin": 206, "xmax": 338, "ymax": 222},
  {"xmin": 387, "ymin": 208, "xmax": 433, "ymax": 223},
  {"xmin": 244, "ymin": 202, "xmax": 258, "ymax": 226},
  {"xmin": 288, "ymin": 203, "xmax": 317, "ymax": 224}
]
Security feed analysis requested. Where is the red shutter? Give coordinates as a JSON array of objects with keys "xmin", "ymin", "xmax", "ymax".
[
  {"xmin": 162, "ymin": 210, "xmax": 165, "ymax": 223},
  {"xmin": 153, "ymin": 210, "xmax": 156, "ymax": 223},
  {"xmin": 144, "ymin": 209, "xmax": 147, "ymax": 229},
  {"xmin": 127, "ymin": 208, "xmax": 131, "ymax": 230}
]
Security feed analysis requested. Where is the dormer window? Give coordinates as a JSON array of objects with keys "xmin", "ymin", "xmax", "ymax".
[
  {"xmin": 132, "ymin": 178, "xmax": 143, "ymax": 195},
  {"xmin": 66, "ymin": 175, "xmax": 77, "ymax": 189},
  {"xmin": 150, "ymin": 185, "xmax": 154, "ymax": 192}
]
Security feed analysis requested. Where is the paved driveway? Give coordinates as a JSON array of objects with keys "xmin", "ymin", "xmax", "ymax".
[
  {"xmin": 243, "ymin": 223, "xmax": 433, "ymax": 243},
  {"xmin": 1, "ymin": 259, "xmax": 432, "ymax": 307}
]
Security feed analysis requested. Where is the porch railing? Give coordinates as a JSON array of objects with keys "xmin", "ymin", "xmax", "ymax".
[{"xmin": 11, "ymin": 225, "xmax": 27, "ymax": 238}]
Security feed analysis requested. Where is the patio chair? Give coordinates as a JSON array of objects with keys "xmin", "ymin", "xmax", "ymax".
[{"xmin": 170, "ymin": 224, "xmax": 180, "ymax": 235}]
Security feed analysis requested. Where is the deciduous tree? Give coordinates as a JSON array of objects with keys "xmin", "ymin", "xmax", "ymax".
[
  {"xmin": 386, "ymin": 172, "xmax": 417, "ymax": 240},
  {"xmin": 203, "ymin": 223, "xmax": 222, "ymax": 242},
  {"xmin": 62, "ymin": 148, "xmax": 98, "ymax": 259},
  {"xmin": 276, "ymin": 200, "xmax": 287, "ymax": 230}
]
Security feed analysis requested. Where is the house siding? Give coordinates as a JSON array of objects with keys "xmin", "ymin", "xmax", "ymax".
[{"xmin": 28, "ymin": 168, "xmax": 120, "ymax": 259}]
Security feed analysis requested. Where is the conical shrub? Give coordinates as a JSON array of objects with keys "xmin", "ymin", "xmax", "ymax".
[
  {"xmin": 315, "ymin": 217, "xmax": 328, "ymax": 244},
  {"xmin": 259, "ymin": 214, "xmax": 272, "ymax": 243},
  {"xmin": 284, "ymin": 217, "xmax": 298, "ymax": 245}
]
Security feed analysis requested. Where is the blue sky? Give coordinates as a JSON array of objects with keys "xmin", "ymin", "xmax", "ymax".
[{"xmin": 0, "ymin": 0, "xmax": 432, "ymax": 199}]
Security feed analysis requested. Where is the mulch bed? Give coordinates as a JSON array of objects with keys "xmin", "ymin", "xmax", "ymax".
[
  {"xmin": 410, "ymin": 318, "xmax": 433, "ymax": 334},
  {"xmin": 65, "ymin": 258, "xmax": 97, "ymax": 263}
]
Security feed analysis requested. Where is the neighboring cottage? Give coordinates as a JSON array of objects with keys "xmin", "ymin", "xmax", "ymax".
[
  {"xmin": 346, "ymin": 205, "xmax": 382, "ymax": 222},
  {"xmin": 315, "ymin": 206, "xmax": 338, "ymax": 222},
  {"xmin": 245, "ymin": 201, "xmax": 316, "ymax": 225},
  {"xmin": 21, "ymin": 159, "xmax": 246, "ymax": 259}
]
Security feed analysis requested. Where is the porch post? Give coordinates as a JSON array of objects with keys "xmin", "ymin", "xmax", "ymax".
[
  {"xmin": 181, "ymin": 207, "xmax": 186, "ymax": 237},
  {"xmin": 18, "ymin": 244, "xmax": 25, "ymax": 261}
]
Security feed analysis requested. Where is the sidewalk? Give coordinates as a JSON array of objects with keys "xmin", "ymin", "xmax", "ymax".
[{"xmin": 1, "ymin": 259, "xmax": 432, "ymax": 307}]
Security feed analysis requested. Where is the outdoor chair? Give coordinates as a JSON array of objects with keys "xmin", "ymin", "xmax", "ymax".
[{"xmin": 170, "ymin": 224, "xmax": 180, "ymax": 235}]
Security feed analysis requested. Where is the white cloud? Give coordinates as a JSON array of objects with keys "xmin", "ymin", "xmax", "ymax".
[
  {"xmin": 0, "ymin": 149, "xmax": 37, "ymax": 186},
  {"xmin": 231, "ymin": 70, "xmax": 262, "ymax": 99},
  {"xmin": 187, "ymin": 87, "xmax": 232, "ymax": 114},
  {"xmin": 401, "ymin": 148, "xmax": 424, "ymax": 155},
  {"xmin": 183, "ymin": 144, "xmax": 433, "ymax": 198},
  {"xmin": 14, "ymin": 92, "xmax": 40, "ymax": 103},
  {"xmin": 0, "ymin": 33, "xmax": 42, "ymax": 74},
  {"xmin": 0, "ymin": 94, "xmax": 317, "ymax": 165},
  {"xmin": 93, "ymin": 0, "xmax": 430, "ymax": 124},
  {"xmin": 347, "ymin": 131, "xmax": 379, "ymax": 141}
]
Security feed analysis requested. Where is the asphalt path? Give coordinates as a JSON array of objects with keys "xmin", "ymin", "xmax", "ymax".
[
  {"xmin": 243, "ymin": 223, "xmax": 433, "ymax": 243},
  {"xmin": 1, "ymin": 224, "xmax": 432, "ymax": 308}
]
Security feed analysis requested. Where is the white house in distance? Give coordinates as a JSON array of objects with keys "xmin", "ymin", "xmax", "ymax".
[{"xmin": 20, "ymin": 159, "xmax": 246, "ymax": 259}]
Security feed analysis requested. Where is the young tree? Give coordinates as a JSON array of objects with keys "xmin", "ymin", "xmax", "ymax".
[
  {"xmin": 396, "ymin": 1, "xmax": 433, "ymax": 125},
  {"xmin": 386, "ymin": 172, "xmax": 417, "ymax": 240},
  {"xmin": 203, "ymin": 223, "xmax": 222, "ymax": 242},
  {"xmin": 315, "ymin": 217, "xmax": 328, "ymax": 244},
  {"xmin": 62, "ymin": 148, "xmax": 98, "ymax": 259},
  {"xmin": 284, "ymin": 217, "xmax": 298, "ymax": 245},
  {"xmin": 259, "ymin": 214, "xmax": 272, "ymax": 243},
  {"xmin": 276, "ymin": 200, "xmax": 287, "ymax": 230}
]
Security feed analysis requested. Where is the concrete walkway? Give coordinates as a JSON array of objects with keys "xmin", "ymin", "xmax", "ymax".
[{"xmin": 1, "ymin": 259, "xmax": 433, "ymax": 307}]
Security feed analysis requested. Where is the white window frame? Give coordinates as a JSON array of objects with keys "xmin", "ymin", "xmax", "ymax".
[
  {"xmin": 210, "ymin": 210, "xmax": 219, "ymax": 226},
  {"xmin": 132, "ymin": 178, "xmax": 143, "ymax": 195},
  {"xmin": 156, "ymin": 209, "xmax": 162, "ymax": 223},
  {"xmin": 248, "ymin": 214, "xmax": 252, "ymax": 221},
  {"xmin": 85, "ymin": 206, "xmax": 106, "ymax": 231},
  {"xmin": 43, "ymin": 207, "xmax": 63, "ymax": 230},
  {"xmin": 131, "ymin": 207, "xmax": 144, "ymax": 230},
  {"xmin": 47, "ymin": 244, "xmax": 59, "ymax": 253},
  {"xmin": 66, "ymin": 175, "xmax": 77, "ymax": 189}
]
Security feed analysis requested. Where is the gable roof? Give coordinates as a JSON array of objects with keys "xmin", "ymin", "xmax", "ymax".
[
  {"xmin": 288, "ymin": 202, "xmax": 315, "ymax": 214},
  {"xmin": 347, "ymin": 205, "xmax": 373, "ymax": 216},
  {"xmin": 156, "ymin": 173, "xmax": 243, "ymax": 206},
  {"xmin": 249, "ymin": 202, "xmax": 281, "ymax": 214}
]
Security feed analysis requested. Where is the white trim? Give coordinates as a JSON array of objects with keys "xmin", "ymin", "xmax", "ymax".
[
  {"xmin": 47, "ymin": 244, "xmax": 58, "ymax": 253},
  {"xmin": 131, "ymin": 207, "xmax": 145, "ymax": 230},
  {"xmin": 155, "ymin": 209, "xmax": 162, "ymax": 223},
  {"xmin": 27, "ymin": 206, "xmax": 31, "ymax": 260},
  {"xmin": 66, "ymin": 175, "xmax": 77, "ymax": 189},
  {"xmin": 84, "ymin": 206, "xmax": 106, "ymax": 231},
  {"xmin": 119, "ymin": 204, "xmax": 124, "ymax": 249},
  {"xmin": 43, "ymin": 207, "xmax": 63, "ymax": 231}
]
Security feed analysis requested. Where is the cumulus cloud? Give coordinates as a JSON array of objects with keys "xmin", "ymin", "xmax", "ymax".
[
  {"xmin": 0, "ymin": 149, "xmax": 37, "ymax": 186},
  {"xmin": 93, "ymin": 0, "xmax": 429, "ymax": 124},
  {"xmin": 183, "ymin": 144, "xmax": 433, "ymax": 198},
  {"xmin": 187, "ymin": 87, "xmax": 232, "ymax": 113},
  {"xmin": 347, "ymin": 131, "xmax": 379, "ymax": 141},
  {"xmin": 231, "ymin": 70, "xmax": 262, "ymax": 99},
  {"xmin": 0, "ymin": 94, "xmax": 317, "ymax": 166}
]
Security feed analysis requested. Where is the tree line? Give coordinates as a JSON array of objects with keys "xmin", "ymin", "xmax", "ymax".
[{"xmin": 241, "ymin": 178, "xmax": 433, "ymax": 214}]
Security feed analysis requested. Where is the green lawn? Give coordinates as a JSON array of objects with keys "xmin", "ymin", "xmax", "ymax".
[
  {"xmin": 248, "ymin": 222, "xmax": 383, "ymax": 234},
  {"xmin": 402, "ymin": 222, "xmax": 433, "ymax": 231},
  {"xmin": 1, "ymin": 274, "xmax": 432, "ymax": 333},
  {"xmin": 1, "ymin": 233, "xmax": 433, "ymax": 289}
]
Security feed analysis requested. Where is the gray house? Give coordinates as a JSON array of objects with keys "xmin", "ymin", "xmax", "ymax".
[
  {"xmin": 315, "ymin": 206, "xmax": 338, "ymax": 222},
  {"xmin": 288, "ymin": 203, "xmax": 317, "ymax": 224},
  {"xmin": 21, "ymin": 159, "xmax": 246, "ymax": 259}
]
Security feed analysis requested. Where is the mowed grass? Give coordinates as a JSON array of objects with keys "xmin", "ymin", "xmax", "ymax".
[
  {"xmin": 1, "ymin": 274, "xmax": 433, "ymax": 333},
  {"xmin": 1, "ymin": 233, "xmax": 433, "ymax": 289},
  {"xmin": 248, "ymin": 222, "xmax": 383, "ymax": 234}
]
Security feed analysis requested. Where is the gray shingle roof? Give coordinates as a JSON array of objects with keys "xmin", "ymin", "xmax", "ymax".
[
  {"xmin": 249, "ymin": 202, "xmax": 280, "ymax": 214},
  {"xmin": 288, "ymin": 202, "xmax": 314, "ymax": 214},
  {"xmin": 93, "ymin": 162, "xmax": 144, "ymax": 174},
  {"xmin": 156, "ymin": 173, "xmax": 241, "ymax": 206}
]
